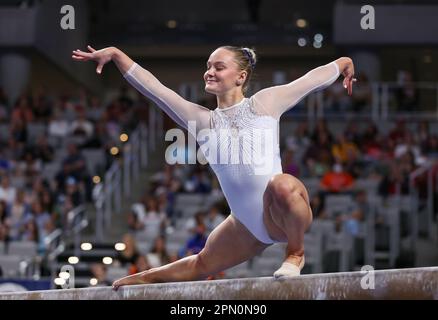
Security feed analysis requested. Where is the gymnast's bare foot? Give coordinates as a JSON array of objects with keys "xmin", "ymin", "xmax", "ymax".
[{"xmin": 112, "ymin": 271, "xmax": 149, "ymax": 290}]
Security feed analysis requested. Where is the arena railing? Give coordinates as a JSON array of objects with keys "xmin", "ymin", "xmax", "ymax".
[
  {"xmin": 93, "ymin": 121, "xmax": 151, "ymax": 242},
  {"xmin": 408, "ymin": 160, "xmax": 438, "ymax": 250},
  {"xmin": 180, "ymin": 81, "xmax": 438, "ymax": 122}
]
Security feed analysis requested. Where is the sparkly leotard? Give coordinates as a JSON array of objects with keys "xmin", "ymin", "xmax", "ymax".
[{"xmin": 124, "ymin": 61, "xmax": 340, "ymax": 243}]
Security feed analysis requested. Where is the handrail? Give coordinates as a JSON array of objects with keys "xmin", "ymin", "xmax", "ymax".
[
  {"xmin": 180, "ymin": 80, "xmax": 438, "ymax": 121},
  {"xmin": 408, "ymin": 160, "xmax": 437, "ymax": 250},
  {"xmin": 93, "ymin": 122, "xmax": 151, "ymax": 242}
]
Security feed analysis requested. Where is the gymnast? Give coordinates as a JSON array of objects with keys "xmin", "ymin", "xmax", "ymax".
[{"xmin": 72, "ymin": 45, "xmax": 356, "ymax": 288}]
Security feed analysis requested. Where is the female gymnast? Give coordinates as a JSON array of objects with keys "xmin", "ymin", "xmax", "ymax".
[{"xmin": 72, "ymin": 45, "xmax": 356, "ymax": 288}]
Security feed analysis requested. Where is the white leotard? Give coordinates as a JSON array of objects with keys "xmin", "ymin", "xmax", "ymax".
[{"xmin": 124, "ymin": 61, "xmax": 340, "ymax": 244}]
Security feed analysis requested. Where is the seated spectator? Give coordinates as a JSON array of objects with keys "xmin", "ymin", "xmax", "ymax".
[
  {"xmin": 423, "ymin": 135, "xmax": 438, "ymax": 159},
  {"xmin": 48, "ymin": 109, "xmax": 69, "ymax": 139},
  {"xmin": 351, "ymin": 73, "xmax": 372, "ymax": 112},
  {"xmin": 128, "ymin": 255, "xmax": 151, "ymax": 275},
  {"xmin": 11, "ymin": 95, "xmax": 33, "ymax": 124},
  {"xmin": 86, "ymin": 96, "xmax": 105, "ymax": 122},
  {"xmin": 0, "ymin": 200, "xmax": 9, "ymax": 241},
  {"xmin": 0, "ymin": 149, "xmax": 13, "ymax": 173},
  {"xmin": 310, "ymin": 193, "xmax": 327, "ymax": 220},
  {"xmin": 18, "ymin": 216, "xmax": 39, "ymax": 243},
  {"xmin": 204, "ymin": 205, "xmax": 225, "ymax": 235},
  {"xmin": 394, "ymin": 132, "xmax": 426, "ymax": 165},
  {"xmin": 331, "ymin": 133, "xmax": 360, "ymax": 166},
  {"xmin": 10, "ymin": 118, "xmax": 27, "ymax": 145},
  {"xmin": 115, "ymin": 233, "xmax": 140, "ymax": 267},
  {"xmin": 184, "ymin": 166, "xmax": 212, "ymax": 193},
  {"xmin": 388, "ymin": 119, "xmax": 408, "ymax": 145},
  {"xmin": 69, "ymin": 107, "xmax": 94, "ymax": 140},
  {"xmin": 17, "ymin": 151, "xmax": 42, "ymax": 182},
  {"xmin": 62, "ymin": 143, "xmax": 87, "ymax": 182},
  {"xmin": 302, "ymin": 131, "xmax": 333, "ymax": 178},
  {"xmin": 395, "ymin": 70, "xmax": 418, "ymax": 112},
  {"xmin": 360, "ymin": 122, "xmax": 382, "ymax": 161},
  {"xmin": 142, "ymin": 197, "xmax": 167, "ymax": 237},
  {"xmin": 32, "ymin": 91, "xmax": 52, "ymax": 122},
  {"xmin": 6, "ymin": 189, "xmax": 29, "ymax": 240},
  {"xmin": 28, "ymin": 200, "xmax": 54, "ymax": 252},
  {"xmin": 4, "ymin": 137, "xmax": 23, "ymax": 163},
  {"xmin": 282, "ymin": 149, "xmax": 300, "ymax": 177},
  {"xmin": 32, "ymin": 136, "xmax": 54, "ymax": 163},
  {"xmin": 337, "ymin": 190, "xmax": 370, "ymax": 236},
  {"xmin": 127, "ymin": 208, "xmax": 144, "ymax": 232},
  {"xmin": 183, "ymin": 217, "xmax": 208, "ymax": 256},
  {"xmin": 0, "ymin": 175, "xmax": 16, "ymax": 204},
  {"xmin": 320, "ymin": 163, "xmax": 355, "ymax": 193},
  {"xmin": 185, "ymin": 211, "xmax": 206, "ymax": 235},
  {"xmin": 90, "ymin": 263, "xmax": 112, "ymax": 287},
  {"xmin": 147, "ymin": 235, "xmax": 171, "ymax": 268}
]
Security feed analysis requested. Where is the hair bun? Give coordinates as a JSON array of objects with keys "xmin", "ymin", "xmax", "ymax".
[{"xmin": 242, "ymin": 47, "xmax": 256, "ymax": 69}]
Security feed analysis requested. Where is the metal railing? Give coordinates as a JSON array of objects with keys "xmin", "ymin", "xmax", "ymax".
[
  {"xmin": 409, "ymin": 160, "xmax": 437, "ymax": 249},
  {"xmin": 179, "ymin": 80, "xmax": 438, "ymax": 122},
  {"xmin": 93, "ymin": 123, "xmax": 150, "ymax": 242}
]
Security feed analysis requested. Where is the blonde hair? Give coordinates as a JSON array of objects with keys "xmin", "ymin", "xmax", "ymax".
[{"xmin": 219, "ymin": 46, "xmax": 257, "ymax": 94}]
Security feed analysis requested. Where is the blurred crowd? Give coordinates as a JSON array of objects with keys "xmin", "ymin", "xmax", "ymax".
[{"xmin": 0, "ymin": 84, "xmax": 145, "ymax": 253}]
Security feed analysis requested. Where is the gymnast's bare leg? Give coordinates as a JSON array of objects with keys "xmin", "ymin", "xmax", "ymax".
[
  {"xmin": 112, "ymin": 215, "xmax": 268, "ymax": 289},
  {"xmin": 263, "ymin": 173, "xmax": 313, "ymax": 278}
]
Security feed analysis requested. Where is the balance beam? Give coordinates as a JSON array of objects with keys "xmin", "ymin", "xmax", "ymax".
[{"xmin": 0, "ymin": 267, "xmax": 437, "ymax": 300}]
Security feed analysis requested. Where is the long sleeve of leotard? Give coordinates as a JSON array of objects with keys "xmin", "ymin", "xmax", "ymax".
[
  {"xmin": 123, "ymin": 62, "xmax": 211, "ymax": 133},
  {"xmin": 252, "ymin": 61, "xmax": 340, "ymax": 119}
]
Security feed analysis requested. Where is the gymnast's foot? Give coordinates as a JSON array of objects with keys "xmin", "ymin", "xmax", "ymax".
[
  {"xmin": 273, "ymin": 255, "xmax": 305, "ymax": 279},
  {"xmin": 112, "ymin": 271, "xmax": 150, "ymax": 290}
]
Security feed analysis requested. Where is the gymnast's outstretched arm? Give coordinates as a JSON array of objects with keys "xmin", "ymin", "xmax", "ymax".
[
  {"xmin": 72, "ymin": 46, "xmax": 211, "ymax": 133},
  {"xmin": 252, "ymin": 57, "xmax": 356, "ymax": 119}
]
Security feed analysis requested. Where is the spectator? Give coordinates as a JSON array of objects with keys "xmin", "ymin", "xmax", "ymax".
[
  {"xmin": 48, "ymin": 108, "xmax": 69, "ymax": 139},
  {"xmin": 141, "ymin": 196, "xmax": 167, "ymax": 237},
  {"xmin": 309, "ymin": 193, "xmax": 327, "ymax": 220},
  {"xmin": 147, "ymin": 235, "xmax": 172, "ymax": 268},
  {"xmin": 115, "ymin": 233, "xmax": 140, "ymax": 267},
  {"xmin": 394, "ymin": 131, "xmax": 425, "ymax": 165},
  {"xmin": 29, "ymin": 200, "xmax": 54, "ymax": 251},
  {"xmin": 320, "ymin": 163, "xmax": 355, "ymax": 193},
  {"xmin": 204, "ymin": 205, "xmax": 225, "ymax": 235},
  {"xmin": 302, "ymin": 131, "xmax": 333, "ymax": 177},
  {"xmin": 90, "ymin": 263, "xmax": 112, "ymax": 287},
  {"xmin": 0, "ymin": 175, "xmax": 16, "ymax": 204},
  {"xmin": 32, "ymin": 136, "xmax": 54, "ymax": 163},
  {"xmin": 17, "ymin": 151, "xmax": 43, "ymax": 185},
  {"xmin": 183, "ymin": 215, "xmax": 208, "ymax": 256},
  {"xmin": 331, "ymin": 133, "xmax": 360, "ymax": 166},
  {"xmin": 6, "ymin": 189, "xmax": 29, "ymax": 240},
  {"xmin": 395, "ymin": 70, "xmax": 418, "ymax": 112},
  {"xmin": 11, "ymin": 95, "xmax": 33, "ymax": 124},
  {"xmin": 69, "ymin": 107, "xmax": 94, "ymax": 140},
  {"xmin": 351, "ymin": 73, "xmax": 372, "ymax": 112},
  {"xmin": 282, "ymin": 149, "xmax": 300, "ymax": 177},
  {"xmin": 0, "ymin": 200, "xmax": 9, "ymax": 241},
  {"xmin": 128, "ymin": 255, "xmax": 151, "ymax": 275}
]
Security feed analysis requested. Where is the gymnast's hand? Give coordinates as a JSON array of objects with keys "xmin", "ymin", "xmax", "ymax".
[
  {"xmin": 341, "ymin": 57, "xmax": 357, "ymax": 96},
  {"xmin": 72, "ymin": 45, "xmax": 115, "ymax": 74}
]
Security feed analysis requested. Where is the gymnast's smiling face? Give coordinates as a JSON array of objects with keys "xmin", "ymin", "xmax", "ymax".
[{"xmin": 204, "ymin": 48, "xmax": 247, "ymax": 96}]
